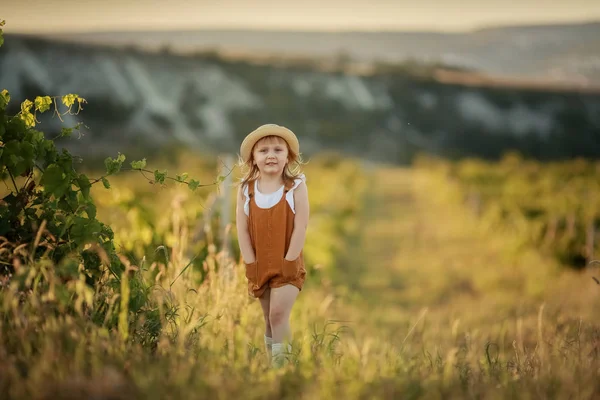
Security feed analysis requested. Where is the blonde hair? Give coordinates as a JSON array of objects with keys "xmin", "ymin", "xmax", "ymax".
[{"xmin": 238, "ymin": 135, "xmax": 305, "ymax": 190}]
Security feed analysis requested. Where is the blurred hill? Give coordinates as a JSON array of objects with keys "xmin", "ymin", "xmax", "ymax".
[
  {"xmin": 1, "ymin": 32, "xmax": 599, "ymax": 163},
  {"xmin": 45, "ymin": 22, "xmax": 600, "ymax": 85}
]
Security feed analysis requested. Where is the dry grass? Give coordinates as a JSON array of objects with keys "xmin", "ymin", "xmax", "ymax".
[{"xmin": 0, "ymin": 156, "xmax": 598, "ymax": 399}]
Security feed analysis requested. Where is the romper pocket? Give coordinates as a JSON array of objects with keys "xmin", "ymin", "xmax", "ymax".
[
  {"xmin": 245, "ymin": 261, "xmax": 257, "ymax": 284},
  {"xmin": 282, "ymin": 257, "xmax": 300, "ymax": 279}
]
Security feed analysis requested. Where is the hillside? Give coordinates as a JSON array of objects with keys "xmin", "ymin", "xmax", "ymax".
[{"xmin": 1, "ymin": 34, "xmax": 599, "ymax": 163}]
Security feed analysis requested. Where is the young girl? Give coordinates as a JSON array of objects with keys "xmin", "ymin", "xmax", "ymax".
[{"xmin": 235, "ymin": 124, "xmax": 309, "ymax": 368}]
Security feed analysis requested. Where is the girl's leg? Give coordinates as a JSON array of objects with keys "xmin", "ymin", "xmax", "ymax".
[
  {"xmin": 269, "ymin": 284, "xmax": 299, "ymax": 367},
  {"xmin": 258, "ymin": 288, "xmax": 272, "ymax": 359},
  {"xmin": 269, "ymin": 284, "xmax": 299, "ymax": 342}
]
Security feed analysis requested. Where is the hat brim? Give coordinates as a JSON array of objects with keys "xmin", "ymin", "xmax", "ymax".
[{"xmin": 240, "ymin": 124, "xmax": 300, "ymax": 163}]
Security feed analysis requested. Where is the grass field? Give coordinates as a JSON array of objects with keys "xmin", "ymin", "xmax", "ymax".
[{"xmin": 1, "ymin": 152, "xmax": 599, "ymax": 399}]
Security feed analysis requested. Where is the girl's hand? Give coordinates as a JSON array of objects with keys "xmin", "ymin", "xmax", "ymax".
[{"xmin": 236, "ymin": 185, "xmax": 256, "ymax": 263}]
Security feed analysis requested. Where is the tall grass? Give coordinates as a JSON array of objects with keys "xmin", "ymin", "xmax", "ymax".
[
  {"xmin": 0, "ymin": 153, "xmax": 598, "ymax": 399},
  {"xmin": 2, "ymin": 235, "xmax": 598, "ymax": 399}
]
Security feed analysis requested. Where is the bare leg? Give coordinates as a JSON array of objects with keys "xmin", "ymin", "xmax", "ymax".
[
  {"xmin": 258, "ymin": 288, "xmax": 272, "ymax": 359},
  {"xmin": 258, "ymin": 287, "xmax": 272, "ymax": 337},
  {"xmin": 269, "ymin": 284, "xmax": 300, "ymax": 343}
]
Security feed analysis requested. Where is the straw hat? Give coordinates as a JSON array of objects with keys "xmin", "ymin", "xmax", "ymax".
[{"xmin": 240, "ymin": 124, "xmax": 300, "ymax": 163}]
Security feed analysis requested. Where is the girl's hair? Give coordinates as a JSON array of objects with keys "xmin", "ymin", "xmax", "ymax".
[{"xmin": 238, "ymin": 135, "xmax": 305, "ymax": 190}]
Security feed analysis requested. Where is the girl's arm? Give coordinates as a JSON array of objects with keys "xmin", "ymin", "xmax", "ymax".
[
  {"xmin": 236, "ymin": 185, "xmax": 256, "ymax": 263},
  {"xmin": 285, "ymin": 181, "xmax": 309, "ymax": 261}
]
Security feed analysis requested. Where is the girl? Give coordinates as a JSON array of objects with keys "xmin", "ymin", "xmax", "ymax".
[{"xmin": 236, "ymin": 124, "xmax": 309, "ymax": 368}]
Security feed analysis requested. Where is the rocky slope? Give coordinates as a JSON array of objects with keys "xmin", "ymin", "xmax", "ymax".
[{"xmin": 1, "ymin": 34, "xmax": 599, "ymax": 163}]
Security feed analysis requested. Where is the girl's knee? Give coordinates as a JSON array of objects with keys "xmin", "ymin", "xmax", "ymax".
[{"xmin": 269, "ymin": 307, "xmax": 286, "ymax": 326}]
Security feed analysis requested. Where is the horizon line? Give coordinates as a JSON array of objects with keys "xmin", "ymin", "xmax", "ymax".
[{"xmin": 5, "ymin": 18, "xmax": 600, "ymax": 36}]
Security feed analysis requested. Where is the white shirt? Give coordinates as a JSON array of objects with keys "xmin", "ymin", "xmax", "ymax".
[{"xmin": 243, "ymin": 174, "xmax": 306, "ymax": 216}]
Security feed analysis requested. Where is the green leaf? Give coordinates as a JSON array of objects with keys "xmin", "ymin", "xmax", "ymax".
[
  {"xmin": 217, "ymin": 175, "xmax": 226, "ymax": 184},
  {"xmin": 82, "ymin": 201, "xmax": 97, "ymax": 219},
  {"xmin": 41, "ymin": 140, "xmax": 57, "ymax": 165},
  {"xmin": 14, "ymin": 142, "xmax": 34, "ymax": 177},
  {"xmin": 34, "ymin": 96, "xmax": 52, "ymax": 113},
  {"xmin": 3, "ymin": 141, "xmax": 21, "ymax": 168},
  {"xmin": 104, "ymin": 153, "xmax": 126, "ymax": 175},
  {"xmin": 188, "ymin": 179, "xmax": 200, "ymax": 191},
  {"xmin": 62, "ymin": 94, "xmax": 78, "ymax": 108},
  {"xmin": 101, "ymin": 177, "xmax": 111, "ymax": 189},
  {"xmin": 25, "ymin": 129, "xmax": 44, "ymax": 145},
  {"xmin": 154, "ymin": 169, "xmax": 167, "ymax": 185},
  {"xmin": 57, "ymin": 197, "xmax": 73, "ymax": 213},
  {"xmin": 77, "ymin": 174, "xmax": 92, "ymax": 199},
  {"xmin": 20, "ymin": 99, "xmax": 33, "ymax": 114},
  {"xmin": 57, "ymin": 149, "xmax": 74, "ymax": 172},
  {"xmin": 9, "ymin": 154, "xmax": 19, "ymax": 167},
  {"xmin": 20, "ymin": 111, "xmax": 36, "ymax": 128},
  {"xmin": 2, "ymin": 140, "xmax": 33, "ymax": 177},
  {"xmin": 70, "ymin": 217, "xmax": 102, "ymax": 247},
  {"xmin": 0, "ymin": 89, "xmax": 9, "ymax": 110},
  {"xmin": 20, "ymin": 100, "xmax": 36, "ymax": 127},
  {"xmin": 176, "ymin": 172, "xmax": 188, "ymax": 182},
  {"xmin": 60, "ymin": 127, "xmax": 73, "ymax": 138},
  {"xmin": 41, "ymin": 164, "xmax": 70, "ymax": 198},
  {"xmin": 130, "ymin": 158, "xmax": 146, "ymax": 170}
]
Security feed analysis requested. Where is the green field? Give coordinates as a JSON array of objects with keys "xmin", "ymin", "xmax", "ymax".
[{"xmin": 1, "ymin": 145, "xmax": 599, "ymax": 399}]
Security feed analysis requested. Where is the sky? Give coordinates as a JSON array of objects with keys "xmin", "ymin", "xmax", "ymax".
[{"xmin": 2, "ymin": 0, "xmax": 600, "ymax": 34}]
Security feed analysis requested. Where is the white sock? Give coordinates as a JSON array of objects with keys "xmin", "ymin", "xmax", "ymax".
[
  {"xmin": 264, "ymin": 335, "xmax": 273, "ymax": 357},
  {"xmin": 271, "ymin": 342, "xmax": 292, "ymax": 368}
]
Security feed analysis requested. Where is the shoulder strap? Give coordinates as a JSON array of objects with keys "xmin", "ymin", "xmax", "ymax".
[{"xmin": 247, "ymin": 179, "xmax": 255, "ymax": 197}]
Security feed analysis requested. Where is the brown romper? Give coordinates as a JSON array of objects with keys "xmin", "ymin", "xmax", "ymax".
[{"xmin": 244, "ymin": 179, "xmax": 307, "ymax": 298}]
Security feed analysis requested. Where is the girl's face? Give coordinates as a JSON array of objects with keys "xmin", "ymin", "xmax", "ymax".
[{"xmin": 252, "ymin": 136, "xmax": 289, "ymax": 177}]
